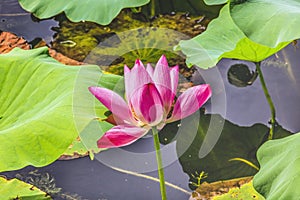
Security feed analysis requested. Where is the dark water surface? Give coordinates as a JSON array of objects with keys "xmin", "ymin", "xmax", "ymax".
[
  {"xmin": 3, "ymin": 152, "xmax": 191, "ymax": 199},
  {"xmin": 212, "ymin": 45, "xmax": 300, "ymax": 133},
  {"xmin": 0, "ymin": 0, "xmax": 58, "ymax": 44}
]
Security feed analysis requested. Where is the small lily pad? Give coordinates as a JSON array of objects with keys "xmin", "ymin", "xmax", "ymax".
[{"xmin": 0, "ymin": 176, "xmax": 51, "ymax": 200}]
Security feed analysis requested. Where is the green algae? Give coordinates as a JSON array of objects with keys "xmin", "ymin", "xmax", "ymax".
[{"xmin": 51, "ymin": 11, "xmax": 209, "ymax": 75}]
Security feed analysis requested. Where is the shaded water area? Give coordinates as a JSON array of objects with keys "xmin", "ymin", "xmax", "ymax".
[
  {"xmin": 1, "ymin": 0, "xmax": 300, "ymax": 199},
  {"xmin": 0, "ymin": 0, "xmax": 58, "ymax": 44}
]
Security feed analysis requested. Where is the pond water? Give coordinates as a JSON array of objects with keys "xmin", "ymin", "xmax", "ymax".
[
  {"xmin": 0, "ymin": 0, "xmax": 58, "ymax": 44},
  {"xmin": 1, "ymin": 1, "xmax": 300, "ymax": 200}
]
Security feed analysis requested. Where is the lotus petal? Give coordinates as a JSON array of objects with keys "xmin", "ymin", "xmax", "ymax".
[
  {"xmin": 124, "ymin": 60, "xmax": 152, "ymax": 102},
  {"xmin": 130, "ymin": 83, "xmax": 164, "ymax": 126},
  {"xmin": 168, "ymin": 84, "xmax": 212, "ymax": 122},
  {"xmin": 153, "ymin": 55, "xmax": 179, "ymax": 113},
  {"xmin": 97, "ymin": 125, "xmax": 149, "ymax": 148},
  {"xmin": 88, "ymin": 86, "xmax": 133, "ymax": 125}
]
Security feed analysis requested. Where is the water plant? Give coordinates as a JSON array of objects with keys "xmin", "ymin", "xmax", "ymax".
[{"xmin": 89, "ymin": 55, "xmax": 212, "ymax": 199}]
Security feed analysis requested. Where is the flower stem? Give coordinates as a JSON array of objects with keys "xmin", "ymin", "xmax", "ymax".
[
  {"xmin": 152, "ymin": 126, "xmax": 167, "ymax": 200},
  {"xmin": 151, "ymin": 0, "xmax": 155, "ymax": 17},
  {"xmin": 255, "ymin": 62, "xmax": 276, "ymax": 140}
]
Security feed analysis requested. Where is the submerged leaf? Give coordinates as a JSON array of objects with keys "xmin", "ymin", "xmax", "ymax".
[
  {"xmin": 176, "ymin": 4, "xmax": 289, "ymax": 69},
  {"xmin": 230, "ymin": 0, "xmax": 300, "ymax": 47},
  {"xmin": 253, "ymin": 132, "xmax": 300, "ymax": 200},
  {"xmin": 18, "ymin": 0, "xmax": 150, "ymax": 25}
]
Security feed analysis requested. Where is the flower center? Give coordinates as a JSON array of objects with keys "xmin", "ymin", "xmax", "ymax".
[{"xmin": 130, "ymin": 105, "xmax": 147, "ymax": 127}]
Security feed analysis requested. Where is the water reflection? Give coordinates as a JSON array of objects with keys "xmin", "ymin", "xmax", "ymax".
[
  {"xmin": 160, "ymin": 111, "xmax": 292, "ymax": 190},
  {"xmin": 0, "ymin": 0, "xmax": 58, "ymax": 44},
  {"xmin": 198, "ymin": 42, "xmax": 300, "ymax": 133},
  {"xmin": 227, "ymin": 63, "xmax": 258, "ymax": 87}
]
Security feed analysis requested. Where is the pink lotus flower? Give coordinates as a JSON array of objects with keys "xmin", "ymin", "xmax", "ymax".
[{"xmin": 89, "ymin": 55, "xmax": 212, "ymax": 148}]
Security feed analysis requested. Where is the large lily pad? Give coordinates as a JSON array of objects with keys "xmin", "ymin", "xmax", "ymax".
[
  {"xmin": 72, "ymin": 68, "xmax": 123, "ymax": 158},
  {"xmin": 176, "ymin": 4, "xmax": 289, "ymax": 69},
  {"xmin": 230, "ymin": 0, "xmax": 300, "ymax": 48},
  {"xmin": 60, "ymin": 137, "xmax": 90, "ymax": 159},
  {"xmin": 0, "ymin": 47, "xmax": 117, "ymax": 172},
  {"xmin": 18, "ymin": 0, "xmax": 150, "ymax": 25},
  {"xmin": 253, "ymin": 132, "xmax": 300, "ymax": 200},
  {"xmin": 0, "ymin": 176, "xmax": 51, "ymax": 199},
  {"xmin": 61, "ymin": 121, "xmax": 114, "ymax": 160}
]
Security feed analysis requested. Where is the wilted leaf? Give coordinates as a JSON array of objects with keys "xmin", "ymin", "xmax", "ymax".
[{"xmin": 0, "ymin": 31, "xmax": 30, "ymax": 53}]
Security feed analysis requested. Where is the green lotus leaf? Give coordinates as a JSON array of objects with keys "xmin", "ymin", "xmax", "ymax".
[
  {"xmin": 0, "ymin": 47, "xmax": 119, "ymax": 172},
  {"xmin": 176, "ymin": 4, "xmax": 289, "ymax": 69},
  {"xmin": 142, "ymin": 0, "xmax": 222, "ymax": 17},
  {"xmin": 18, "ymin": 0, "xmax": 150, "ymax": 25},
  {"xmin": 0, "ymin": 176, "xmax": 51, "ymax": 199},
  {"xmin": 230, "ymin": 0, "xmax": 300, "ymax": 47},
  {"xmin": 253, "ymin": 133, "xmax": 300, "ymax": 200},
  {"xmin": 204, "ymin": 0, "xmax": 227, "ymax": 5},
  {"xmin": 60, "ymin": 137, "xmax": 90, "ymax": 159},
  {"xmin": 63, "ymin": 120, "xmax": 114, "ymax": 160}
]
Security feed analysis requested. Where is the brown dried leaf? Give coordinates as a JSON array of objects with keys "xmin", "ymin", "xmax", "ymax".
[
  {"xmin": 191, "ymin": 177, "xmax": 253, "ymax": 200},
  {"xmin": 0, "ymin": 31, "xmax": 30, "ymax": 53},
  {"xmin": 48, "ymin": 48, "xmax": 82, "ymax": 66}
]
